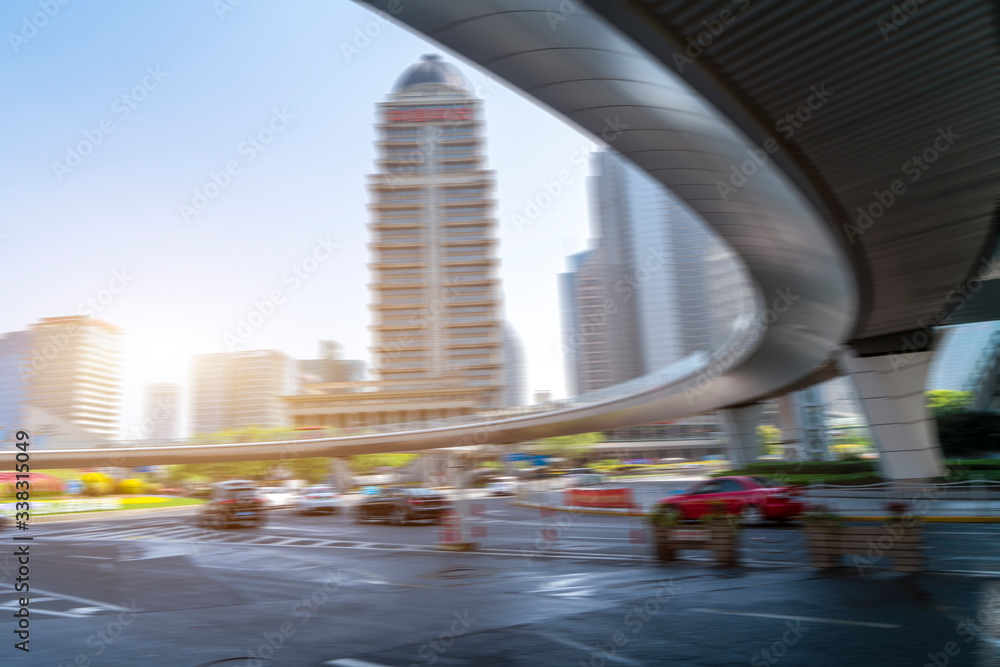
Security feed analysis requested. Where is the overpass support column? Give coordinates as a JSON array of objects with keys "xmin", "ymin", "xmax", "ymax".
[
  {"xmin": 837, "ymin": 349, "xmax": 945, "ymax": 481},
  {"xmin": 720, "ymin": 404, "xmax": 764, "ymax": 466},
  {"xmin": 330, "ymin": 457, "xmax": 353, "ymax": 494},
  {"xmin": 775, "ymin": 394, "xmax": 803, "ymax": 461}
]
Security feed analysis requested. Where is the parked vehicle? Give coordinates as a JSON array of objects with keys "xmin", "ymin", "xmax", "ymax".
[
  {"xmin": 353, "ymin": 487, "xmax": 453, "ymax": 525},
  {"xmin": 486, "ymin": 476, "xmax": 518, "ymax": 496},
  {"xmin": 295, "ymin": 485, "xmax": 341, "ymax": 514},
  {"xmin": 653, "ymin": 476, "xmax": 804, "ymax": 525},
  {"xmin": 199, "ymin": 480, "xmax": 266, "ymax": 529},
  {"xmin": 260, "ymin": 487, "xmax": 298, "ymax": 509}
]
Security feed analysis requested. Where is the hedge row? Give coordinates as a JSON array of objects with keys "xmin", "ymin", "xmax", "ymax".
[{"xmin": 736, "ymin": 461, "xmax": 877, "ymax": 475}]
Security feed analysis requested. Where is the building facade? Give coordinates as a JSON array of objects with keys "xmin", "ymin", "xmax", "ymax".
[
  {"xmin": 190, "ymin": 350, "xmax": 295, "ymax": 435},
  {"xmin": 297, "ymin": 340, "xmax": 366, "ymax": 388},
  {"xmin": 139, "ymin": 382, "xmax": 181, "ymax": 442},
  {"xmin": 560, "ymin": 150, "xmax": 755, "ymax": 394},
  {"xmin": 367, "ymin": 54, "xmax": 505, "ymax": 409},
  {"xmin": 0, "ymin": 316, "xmax": 124, "ymax": 446}
]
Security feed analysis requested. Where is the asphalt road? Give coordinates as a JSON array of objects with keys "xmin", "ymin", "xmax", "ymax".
[{"xmin": 1, "ymin": 498, "xmax": 999, "ymax": 666}]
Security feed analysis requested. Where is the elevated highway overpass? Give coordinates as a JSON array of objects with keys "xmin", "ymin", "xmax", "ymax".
[{"xmin": 25, "ymin": 0, "xmax": 999, "ymax": 479}]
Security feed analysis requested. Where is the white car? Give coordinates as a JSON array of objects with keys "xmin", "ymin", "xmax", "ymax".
[
  {"xmin": 259, "ymin": 488, "xmax": 298, "ymax": 509},
  {"xmin": 295, "ymin": 485, "xmax": 341, "ymax": 514},
  {"xmin": 486, "ymin": 477, "xmax": 518, "ymax": 496}
]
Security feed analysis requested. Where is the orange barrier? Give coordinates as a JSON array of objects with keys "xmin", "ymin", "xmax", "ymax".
[{"xmin": 564, "ymin": 487, "xmax": 634, "ymax": 508}]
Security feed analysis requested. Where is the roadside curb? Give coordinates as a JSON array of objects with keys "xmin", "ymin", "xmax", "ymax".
[
  {"xmin": 510, "ymin": 500, "xmax": 1000, "ymax": 523},
  {"xmin": 22, "ymin": 504, "xmax": 200, "ymax": 524},
  {"xmin": 509, "ymin": 499, "xmax": 648, "ymax": 517}
]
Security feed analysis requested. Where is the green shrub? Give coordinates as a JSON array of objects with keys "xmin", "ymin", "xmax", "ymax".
[{"xmin": 81, "ymin": 472, "xmax": 115, "ymax": 496}]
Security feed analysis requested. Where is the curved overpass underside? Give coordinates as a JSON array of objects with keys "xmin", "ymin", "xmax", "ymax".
[{"xmin": 33, "ymin": 1, "xmax": 998, "ymax": 468}]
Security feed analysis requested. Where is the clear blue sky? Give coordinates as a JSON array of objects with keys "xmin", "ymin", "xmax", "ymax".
[{"xmin": 0, "ymin": 0, "xmax": 598, "ymax": 437}]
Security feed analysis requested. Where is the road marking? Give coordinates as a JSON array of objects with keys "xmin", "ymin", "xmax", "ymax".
[
  {"xmin": 323, "ymin": 659, "xmax": 394, "ymax": 666},
  {"xmin": 531, "ymin": 631, "xmax": 642, "ymax": 664},
  {"xmin": 691, "ymin": 608, "xmax": 901, "ymax": 628},
  {"xmin": 0, "ymin": 585, "xmax": 131, "ymax": 613}
]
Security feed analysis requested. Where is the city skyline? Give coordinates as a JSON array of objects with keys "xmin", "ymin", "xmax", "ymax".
[{"xmin": 0, "ymin": 1, "xmax": 598, "ymax": 439}]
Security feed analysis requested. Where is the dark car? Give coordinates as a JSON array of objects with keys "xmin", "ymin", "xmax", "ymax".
[
  {"xmin": 653, "ymin": 476, "xmax": 805, "ymax": 525},
  {"xmin": 199, "ymin": 480, "xmax": 267, "ymax": 529},
  {"xmin": 353, "ymin": 487, "xmax": 453, "ymax": 525}
]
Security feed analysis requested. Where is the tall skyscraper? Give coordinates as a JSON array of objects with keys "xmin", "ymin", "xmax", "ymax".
[
  {"xmin": 297, "ymin": 340, "xmax": 366, "ymax": 388},
  {"xmin": 502, "ymin": 323, "xmax": 527, "ymax": 408},
  {"xmin": 560, "ymin": 150, "xmax": 755, "ymax": 394},
  {"xmin": 190, "ymin": 350, "xmax": 295, "ymax": 435},
  {"xmin": 27, "ymin": 316, "xmax": 124, "ymax": 439},
  {"xmin": 140, "ymin": 382, "xmax": 181, "ymax": 441},
  {"xmin": 0, "ymin": 316, "xmax": 124, "ymax": 445},
  {"xmin": 367, "ymin": 54, "xmax": 504, "ymax": 409}
]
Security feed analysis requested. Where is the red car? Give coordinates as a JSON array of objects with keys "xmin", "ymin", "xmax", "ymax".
[{"xmin": 654, "ymin": 476, "xmax": 804, "ymax": 525}]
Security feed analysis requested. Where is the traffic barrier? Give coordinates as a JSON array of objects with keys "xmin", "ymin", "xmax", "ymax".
[{"xmin": 564, "ymin": 487, "xmax": 635, "ymax": 508}]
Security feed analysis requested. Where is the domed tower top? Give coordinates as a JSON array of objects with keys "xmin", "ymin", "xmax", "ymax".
[{"xmin": 392, "ymin": 54, "xmax": 469, "ymax": 94}]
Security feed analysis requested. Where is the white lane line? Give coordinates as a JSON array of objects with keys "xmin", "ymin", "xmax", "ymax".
[
  {"xmin": 0, "ymin": 585, "xmax": 130, "ymax": 613},
  {"xmin": 691, "ymin": 608, "xmax": 901, "ymax": 629},
  {"xmin": 323, "ymin": 659, "xmax": 395, "ymax": 667},
  {"xmin": 532, "ymin": 631, "xmax": 642, "ymax": 665}
]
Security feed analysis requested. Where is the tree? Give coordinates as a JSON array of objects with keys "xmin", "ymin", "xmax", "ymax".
[
  {"xmin": 756, "ymin": 425, "xmax": 782, "ymax": 456},
  {"xmin": 927, "ymin": 390, "xmax": 973, "ymax": 417},
  {"xmin": 535, "ymin": 432, "xmax": 604, "ymax": 466}
]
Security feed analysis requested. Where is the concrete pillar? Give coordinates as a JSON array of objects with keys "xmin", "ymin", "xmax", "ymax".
[
  {"xmin": 720, "ymin": 404, "xmax": 764, "ymax": 466},
  {"xmin": 775, "ymin": 394, "xmax": 803, "ymax": 460},
  {"xmin": 330, "ymin": 457, "xmax": 353, "ymax": 494},
  {"xmin": 837, "ymin": 349, "xmax": 945, "ymax": 481}
]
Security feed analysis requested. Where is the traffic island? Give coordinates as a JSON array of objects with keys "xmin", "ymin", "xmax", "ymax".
[
  {"xmin": 803, "ymin": 519, "xmax": 923, "ymax": 572},
  {"xmin": 652, "ymin": 517, "xmax": 740, "ymax": 565},
  {"xmin": 435, "ymin": 542, "xmax": 479, "ymax": 552}
]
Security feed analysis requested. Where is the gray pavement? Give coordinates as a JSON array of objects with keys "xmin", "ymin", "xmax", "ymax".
[{"xmin": 0, "ymin": 498, "xmax": 998, "ymax": 666}]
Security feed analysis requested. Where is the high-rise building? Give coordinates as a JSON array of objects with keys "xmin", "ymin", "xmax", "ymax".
[
  {"xmin": 367, "ymin": 54, "xmax": 504, "ymax": 409},
  {"xmin": 0, "ymin": 316, "xmax": 124, "ymax": 446},
  {"xmin": 26, "ymin": 316, "xmax": 124, "ymax": 439},
  {"xmin": 140, "ymin": 382, "xmax": 181, "ymax": 442},
  {"xmin": 502, "ymin": 323, "xmax": 527, "ymax": 408},
  {"xmin": 560, "ymin": 150, "xmax": 755, "ymax": 394},
  {"xmin": 297, "ymin": 340, "xmax": 366, "ymax": 388},
  {"xmin": 190, "ymin": 350, "xmax": 295, "ymax": 435}
]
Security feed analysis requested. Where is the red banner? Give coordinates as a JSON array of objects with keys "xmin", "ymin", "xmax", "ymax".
[
  {"xmin": 564, "ymin": 487, "xmax": 634, "ymax": 508},
  {"xmin": 386, "ymin": 107, "xmax": 472, "ymax": 123}
]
